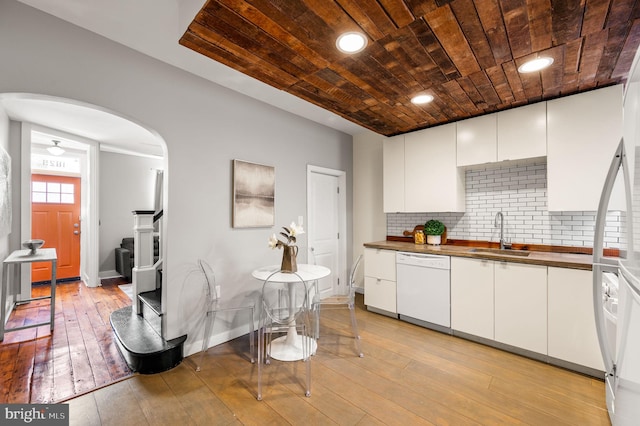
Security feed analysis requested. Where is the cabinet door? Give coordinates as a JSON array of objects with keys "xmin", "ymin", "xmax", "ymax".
[
  {"xmin": 364, "ymin": 276, "xmax": 397, "ymax": 313},
  {"xmin": 404, "ymin": 123, "xmax": 464, "ymax": 212},
  {"xmin": 456, "ymin": 114, "xmax": 497, "ymax": 166},
  {"xmin": 547, "ymin": 85, "xmax": 623, "ymax": 211},
  {"xmin": 363, "ymin": 248, "xmax": 396, "ymax": 281},
  {"xmin": 494, "ymin": 262, "xmax": 547, "ymax": 354},
  {"xmin": 548, "ymin": 267, "xmax": 604, "ymax": 370},
  {"xmin": 383, "ymin": 135, "xmax": 405, "ymax": 213},
  {"xmin": 497, "ymin": 102, "xmax": 547, "ymax": 161},
  {"xmin": 451, "ymin": 257, "xmax": 494, "ymax": 339}
]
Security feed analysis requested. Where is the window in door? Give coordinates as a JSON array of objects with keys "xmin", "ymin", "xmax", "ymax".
[{"xmin": 32, "ymin": 181, "xmax": 75, "ymax": 204}]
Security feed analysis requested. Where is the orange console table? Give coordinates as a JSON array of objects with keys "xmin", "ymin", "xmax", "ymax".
[{"xmin": 1, "ymin": 248, "xmax": 57, "ymax": 341}]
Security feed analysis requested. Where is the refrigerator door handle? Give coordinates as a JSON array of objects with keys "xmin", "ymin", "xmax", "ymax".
[{"xmin": 593, "ymin": 138, "xmax": 632, "ymax": 376}]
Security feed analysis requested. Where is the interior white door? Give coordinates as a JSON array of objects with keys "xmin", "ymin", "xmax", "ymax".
[{"xmin": 308, "ymin": 166, "xmax": 344, "ymax": 299}]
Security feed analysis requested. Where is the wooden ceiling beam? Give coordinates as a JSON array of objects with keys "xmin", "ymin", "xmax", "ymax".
[
  {"xmin": 476, "ymin": 0, "xmax": 513, "ymax": 64},
  {"xmin": 378, "ymin": 0, "xmax": 416, "ymax": 27},
  {"xmin": 450, "ymin": 0, "xmax": 497, "ymax": 69},
  {"xmin": 424, "ymin": 4, "xmax": 482, "ymax": 76},
  {"xmin": 612, "ymin": 19, "xmax": 640, "ymax": 79},
  {"xmin": 550, "ymin": 0, "xmax": 584, "ymax": 45},
  {"xmin": 527, "ymin": 0, "xmax": 553, "ymax": 52},
  {"xmin": 179, "ymin": 0, "xmax": 640, "ymax": 136}
]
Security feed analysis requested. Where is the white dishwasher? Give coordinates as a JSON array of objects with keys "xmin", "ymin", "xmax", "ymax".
[{"xmin": 396, "ymin": 252, "xmax": 451, "ymax": 332}]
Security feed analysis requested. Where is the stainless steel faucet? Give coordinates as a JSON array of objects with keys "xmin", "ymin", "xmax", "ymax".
[{"xmin": 495, "ymin": 212, "xmax": 505, "ymax": 249}]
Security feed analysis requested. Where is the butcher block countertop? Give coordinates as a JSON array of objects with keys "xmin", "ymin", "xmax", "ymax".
[{"xmin": 364, "ymin": 240, "xmax": 596, "ymax": 271}]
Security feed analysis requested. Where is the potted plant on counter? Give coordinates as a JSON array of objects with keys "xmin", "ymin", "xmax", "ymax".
[{"xmin": 424, "ymin": 219, "xmax": 445, "ymax": 245}]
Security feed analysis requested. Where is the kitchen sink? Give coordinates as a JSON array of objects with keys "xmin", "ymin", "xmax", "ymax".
[{"xmin": 469, "ymin": 248, "xmax": 531, "ymax": 257}]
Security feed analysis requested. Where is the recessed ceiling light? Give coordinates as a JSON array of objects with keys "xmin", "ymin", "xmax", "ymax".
[
  {"xmin": 518, "ymin": 57, "xmax": 554, "ymax": 73},
  {"xmin": 411, "ymin": 94, "xmax": 434, "ymax": 105},
  {"xmin": 336, "ymin": 32, "xmax": 367, "ymax": 54}
]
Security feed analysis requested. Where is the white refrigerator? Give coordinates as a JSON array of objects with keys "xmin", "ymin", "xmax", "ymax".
[{"xmin": 593, "ymin": 71, "xmax": 640, "ymax": 423}]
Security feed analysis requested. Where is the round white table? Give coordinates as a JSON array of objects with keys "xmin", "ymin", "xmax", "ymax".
[{"xmin": 252, "ymin": 264, "xmax": 330, "ymax": 361}]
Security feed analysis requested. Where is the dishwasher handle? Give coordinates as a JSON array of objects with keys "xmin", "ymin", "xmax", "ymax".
[{"xmin": 396, "ymin": 252, "xmax": 450, "ymax": 268}]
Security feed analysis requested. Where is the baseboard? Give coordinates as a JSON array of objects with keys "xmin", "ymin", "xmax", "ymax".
[
  {"xmin": 99, "ymin": 270, "xmax": 122, "ymax": 279},
  {"xmin": 184, "ymin": 322, "xmax": 255, "ymax": 358}
]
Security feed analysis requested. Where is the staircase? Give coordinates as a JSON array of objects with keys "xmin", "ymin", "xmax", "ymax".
[{"xmin": 110, "ymin": 210, "xmax": 187, "ymax": 374}]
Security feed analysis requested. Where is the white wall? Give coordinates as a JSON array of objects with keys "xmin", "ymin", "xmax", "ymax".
[
  {"xmin": 99, "ymin": 152, "xmax": 163, "ymax": 275},
  {"xmin": 353, "ymin": 131, "xmax": 386, "ymax": 289},
  {"xmin": 0, "ymin": 105, "xmax": 12, "ymax": 319},
  {"xmin": 0, "ymin": 1, "xmax": 353, "ymax": 351}
]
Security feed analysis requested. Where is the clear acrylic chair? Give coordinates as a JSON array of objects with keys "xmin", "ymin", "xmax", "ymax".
[
  {"xmin": 195, "ymin": 259, "xmax": 255, "ymax": 372},
  {"xmin": 312, "ymin": 254, "xmax": 364, "ymax": 357},
  {"xmin": 257, "ymin": 270, "xmax": 313, "ymax": 400}
]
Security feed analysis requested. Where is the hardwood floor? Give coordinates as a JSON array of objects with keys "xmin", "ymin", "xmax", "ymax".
[
  {"xmin": 66, "ymin": 295, "xmax": 610, "ymax": 425},
  {"xmin": 0, "ymin": 278, "xmax": 133, "ymax": 403}
]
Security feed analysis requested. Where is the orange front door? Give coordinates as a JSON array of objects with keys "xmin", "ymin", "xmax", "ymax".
[{"xmin": 31, "ymin": 174, "xmax": 81, "ymax": 282}]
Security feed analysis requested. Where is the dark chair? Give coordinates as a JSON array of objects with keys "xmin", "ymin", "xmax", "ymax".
[{"xmin": 115, "ymin": 236, "xmax": 159, "ymax": 281}]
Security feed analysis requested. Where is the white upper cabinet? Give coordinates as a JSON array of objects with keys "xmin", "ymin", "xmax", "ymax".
[
  {"xmin": 405, "ymin": 123, "xmax": 465, "ymax": 212},
  {"xmin": 456, "ymin": 102, "xmax": 547, "ymax": 167},
  {"xmin": 497, "ymin": 102, "xmax": 547, "ymax": 161},
  {"xmin": 383, "ymin": 135, "xmax": 404, "ymax": 212},
  {"xmin": 456, "ymin": 114, "xmax": 497, "ymax": 166},
  {"xmin": 547, "ymin": 85, "xmax": 623, "ymax": 211}
]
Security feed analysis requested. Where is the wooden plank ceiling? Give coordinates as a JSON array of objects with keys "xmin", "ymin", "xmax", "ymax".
[{"xmin": 180, "ymin": 0, "xmax": 640, "ymax": 136}]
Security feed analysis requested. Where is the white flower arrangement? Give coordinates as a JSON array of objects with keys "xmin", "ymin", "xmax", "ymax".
[{"xmin": 268, "ymin": 221, "xmax": 305, "ymax": 249}]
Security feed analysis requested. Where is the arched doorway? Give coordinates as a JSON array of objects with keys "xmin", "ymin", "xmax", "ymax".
[
  {"xmin": 0, "ymin": 93, "xmax": 169, "ymax": 400},
  {"xmin": 0, "ymin": 93, "xmax": 167, "ymax": 294}
]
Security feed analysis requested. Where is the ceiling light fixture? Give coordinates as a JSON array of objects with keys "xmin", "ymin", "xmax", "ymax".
[
  {"xmin": 518, "ymin": 57, "xmax": 554, "ymax": 73},
  {"xmin": 336, "ymin": 32, "xmax": 367, "ymax": 54},
  {"xmin": 411, "ymin": 94, "xmax": 434, "ymax": 105},
  {"xmin": 47, "ymin": 140, "xmax": 65, "ymax": 156}
]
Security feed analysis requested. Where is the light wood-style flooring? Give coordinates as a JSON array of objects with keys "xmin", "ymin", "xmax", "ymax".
[
  {"xmin": 0, "ymin": 279, "xmax": 133, "ymax": 403},
  {"xmin": 66, "ymin": 294, "xmax": 610, "ymax": 426}
]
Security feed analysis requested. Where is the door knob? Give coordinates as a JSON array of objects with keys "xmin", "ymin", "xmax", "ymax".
[{"xmin": 74, "ymin": 231, "xmax": 79, "ymax": 235}]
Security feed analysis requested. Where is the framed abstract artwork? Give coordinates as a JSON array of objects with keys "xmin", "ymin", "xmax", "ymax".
[{"xmin": 232, "ymin": 159, "xmax": 275, "ymax": 228}]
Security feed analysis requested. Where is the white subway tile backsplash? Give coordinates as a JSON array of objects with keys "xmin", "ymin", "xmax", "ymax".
[{"xmin": 387, "ymin": 160, "xmax": 623, "ymax": 248}]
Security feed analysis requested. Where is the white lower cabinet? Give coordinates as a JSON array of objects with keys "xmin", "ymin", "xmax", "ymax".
[
  {"xmin": 369, "ymin": 249, "xmax": 602, "ymax": 373},
  {"xmin": 364, "ymin": 248, "xmax": 397, "ymax": 314},
  {"xmin": 494, "ymin": 262, "xmax": 548, "ymax": 354},
  {"xmin": 451, "ymin": 257, "xmax": 494, "ymax": 340},
  {"xmin": 452, "ymin": 259, "xmax": 548, "ymax": 356},
  {"xmin": 548, "ymin": 267, "xmax": 604, "ymax": 371}
]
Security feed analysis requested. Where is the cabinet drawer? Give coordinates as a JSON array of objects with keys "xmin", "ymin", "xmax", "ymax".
[
  {"xmin": 364, "ymin": 276, "xmax": 397, "ymax": 313},
  {"xmin": 364, "ymin": 248, "xmax": 396, "ymax": 281}
]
